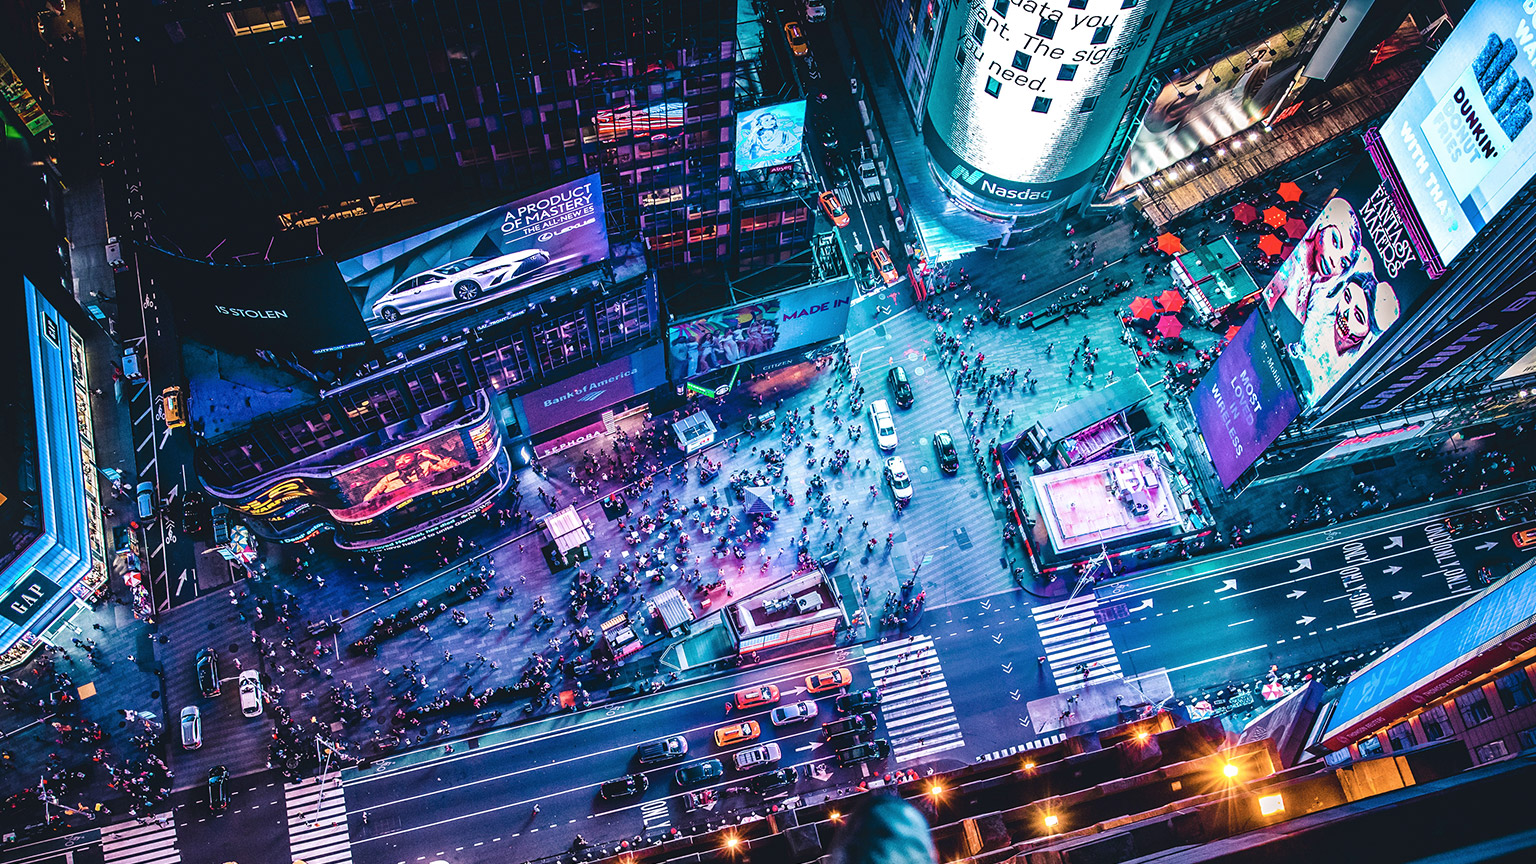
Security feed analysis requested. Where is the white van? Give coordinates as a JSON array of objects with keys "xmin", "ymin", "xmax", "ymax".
[
  {"xmin": 238, "ymin": 670, "xmax": 264, "ymax": 718},
  {"xmin": 804, "ymin": 0, "xmax": 827, "ymax": 22}
]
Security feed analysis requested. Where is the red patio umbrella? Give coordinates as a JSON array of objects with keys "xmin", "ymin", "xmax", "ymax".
[
  {"xmin": 1263, "ymin": 206, "xmax": 1289, "ymax": 228},
  {"xmin": 1232, "ymin": 202, "xmax": 1258, "ymax": 224},
  {"xmin": 1156, "ymin": 315, "xmax": 1184, "ymax": 340},
  {"xmin": 1156, "ymin": 289, "xmax": 1185, "ymax": 313},
  {"xmin": 1283, "ymin": 217, "xmax": 1309, "ymax": 240},
  {"xmin": 1224, "ymin": 324, "xmax": 1243, "ymax": 341},
  {"xmin": 1129, "ymin": 296, "xmax": 1158, "ymax": 320},
  {"xmin": 1277, "ymin": 181, "xmax": 1304, "ymax": 202},
  {"xmin": 1156, "ymin": 232, "xmax": 1186, "ymax": 255},
  {"xmin": 1257, "ymin": 233, "xmax": 1285, "ymax": 257}
]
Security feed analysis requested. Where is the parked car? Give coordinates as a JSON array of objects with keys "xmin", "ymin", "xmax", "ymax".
[
  {"xmin": 783, "ymin": 21, "xmax": 809, "ymax": 56},
  {"xmin": 859, "ymin": 159, "xmax": 881, "ymax": 191},
  {"xmin": 868, "ymin": 399, "xmax": 897, "ymax": 451},
  {"xmin": 599, "ymin": 773, "xmax": 650, "ymax": 800},
  {"xmin": 136, "ymin": 482, "xmax": 156, "ymax": 520},
  {"xmin": 836, "ymin": 738, "xmax": 891, "ymax": 767},
  {"xmin": 714, "ymin": 721, "xmax": 762, "ymax": 748},
  {"xmin": 749, "ymin": 767, "xmax": 799, "ymax": 796},
  {"xmin": 822, "ymin": 712, "xmax": 878, "ymax": 740},
  {"xmin": 370, "ymin": 250, "xmax": 552, "ymax": 323},
  {"xmin": 239, "ymin": 670, "xmax": 264, "ymax": 718},
  {"xmin": 732, "ymin": 743, "xmax": 782, "ymax": 771},
  {"xmin": 806, "ymin": 667, "xmax": 854, "ymax": 693},
  {"xmin": 195, "ymin": 647, "xmax": 221, "ymax": 697},
  {"xmin": 180, "ymin": 706, "xmax": 202, "ymax": 750},
  {"xmin": 674, "ymin": 759, "xmax": 725, "ymax": 788},
  {"xmin": 836, "ymin": 688, "xmax": 881, "ymax": 713},
  {"xmin": 884, "ymin": 456, "xmax": 913, "ymax": 505},
  {"xmin": 638, "ymin": 736, "xmax": 689, "ymax": 764},
  {"xmin": 770, "ymin": 700, "xmax": 819, "ymax": 727},
  {"xmin": 207, "ymin": 766, "xmax": 229, "ymax": 811},
  {"xmin": 818, "ymin": 190, "xmax": 850, "ymax": 227},
  {"xmin": 933, "ymin": 430, "xmax": 959, "ymax": 473},
  {"xmin": 888, "ymin": 365, "xmax": 913, "ymax": 408},
  {"xmin": 734, "ymin": 684, "xmax": 781, "ymax": 709},
  {"xmin": 120, "ymin": 345, "xmax": 143, "ymax": 381}
]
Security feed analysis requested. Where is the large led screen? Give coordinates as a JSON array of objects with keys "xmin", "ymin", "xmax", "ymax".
[
  {"xmin": 337, "ymin": 175, "xmax": 609, "ymax": 340},
  {"xmin": 1381, "ymin": 0, "xmax": 1536, "ymax": 266},
  {"xmin": 332, "ymin": 421, "xmax": 491, "ymax": 519},
  {"xmin": 668, "ymin": 279, "xmax": 853, "ymax": 380},
  {"xmin": 1112, "ymin": 22, "xmax": 1312, "ymax": 190},
  {"xmin": 1260, "ymin": 163, "xmax": 1432, "ymax": 405},
  {"xmin": 1191, "ymin": 314, "xmax": 1301, "ymax": 487},
  {"xmin": 734, "ymin": 102, "xmax": 807, "ymax": 172}
]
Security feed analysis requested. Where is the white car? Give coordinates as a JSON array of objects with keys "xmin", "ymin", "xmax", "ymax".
[
  {"xmin": 371, "ymin": 249, "xmax": 552, "ymax": 323},
  {"xmin": 181, "ymin": 705, "xmax": 202, "ymax": 750},
  {"xmin": 733, "ymin": 742, "xmax": 783, "ymax": 771},
  {"xmin": 869, "ymin": 399, "xmax": 898, "ymax": 451},
  {"xmin": 770, "ymin": 700, "xmax": 819, "ymax": 727},
  {"xmin": 239, "ymin": 670, "xmax": 264, "ymax": 718},
  {"xmin": 885, "ymin": 456, "xmax": 913, "ymax": 504}
]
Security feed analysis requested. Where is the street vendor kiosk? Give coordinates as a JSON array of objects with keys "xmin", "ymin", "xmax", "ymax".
[{"xmin": 539, "ymin": 505, "xmax": 593, "ymax": 569}]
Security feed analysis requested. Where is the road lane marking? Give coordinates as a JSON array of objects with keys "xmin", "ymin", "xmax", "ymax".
[
  {"xmin": 1227, "ymin": 619, "xmax": 1253, "ymax": 627},
  {"xmin": 1161, "ymin": 645, "xmax": 1269, "ymax": 673}
]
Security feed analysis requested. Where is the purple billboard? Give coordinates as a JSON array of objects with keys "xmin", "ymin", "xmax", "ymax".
[
  {"xmin": 337, "ymin": 175, "xmax": 609, "ymax": 341},
  {"xmin": 516, "ymin": 344, "xmax": 668, "ymax": 435},
  {"xmin": 1191, "ymin": 314, "xmax": 1302, "ymax": 487}
]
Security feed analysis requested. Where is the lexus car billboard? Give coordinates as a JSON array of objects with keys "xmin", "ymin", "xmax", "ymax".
[
  {"xmin": 668, "ymin": 279, "xmax": 853, "ymax": 380},
  {"xmin": 336, "ymin": 175, "xmax": 609, "ymax": 340},
  {"xmin": 735, "ymin": 101, "xmax": 807, "ymax": 173},
  {"xmin": 1260, "ymin": 163, "xmax": 1432, "ymax": 406},
  {"xmin": 1380, "ymin": 0, "xmax": 1536, "ymax": 267},
  {"xmin": 1191, "ymin": 313, "xmax": 1301, "ymax": 487}
]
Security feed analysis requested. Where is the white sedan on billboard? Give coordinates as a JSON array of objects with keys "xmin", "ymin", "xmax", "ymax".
[{"xmin": 371, "ymin": 249, "xmax": 551, "ymax": 323}]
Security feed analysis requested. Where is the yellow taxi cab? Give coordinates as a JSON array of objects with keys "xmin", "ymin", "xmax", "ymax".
[
  {"xmin": 784, "ymin": 21, "xmax": 809, "ymax": 57},
  {"xmin": 1514, "ymin": 527, "xmax": 1536, "ymax": 548},
  {"xmin": 818, "ymin": 190, "xmax": 850, "ymax": 227},
  {"xmin": 870, "ymin": 247, "xmax": 900, "ymax": 285},
  {"xmin": 805, "ymin": 667, "xmax": 853, "ymax": 693},
  {"xmin": 714, "ymin": 720, "xmax": 761, "ymax": 748},
  {"xmin": 162, "ymin": 386, "xmax": 188, "ymax": 429},
  {"xmin": 734, "ymin": 684, "xmax": 781, "ymax": 710}
]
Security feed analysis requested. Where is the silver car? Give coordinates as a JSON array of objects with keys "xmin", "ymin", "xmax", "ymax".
[
  {"xmin": 181, "ymin": 705, "xmax": 202, "ymax": 750},
  {"xmin": 372, "ymin": 249, "xmax": 551, "ymax": 323}
]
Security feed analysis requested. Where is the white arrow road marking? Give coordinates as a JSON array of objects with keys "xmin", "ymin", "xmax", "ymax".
[
  {"xmin": 1216, "ymin": 579, "xmax": 1238, "ymax": 593},
  {"xmin": 1286, "ymin": 590, "xmax": 1306, "ymax": 599},
  {"xmin": 1383, "ymin": 565, "xmax": 1402, "ymax": 574},
  {"xmin": 1297, "ymin": 616, "xmax": 1316, "ymax": 626},
  {"xmin": 1385, "ymin": 536, "xmax": 1404, "ymax": 549},
  {"xmin": 1009, "ymin": 690, "xmax": 1021, "ymax": 701},
  {"xmin": 1000, "ymin": 662, "xmax": 1013, "ymax": 674},
  {"xmin": 175, "ymin": 570, "xmax": 189, "ymax": 596},
  {"xmin": 1019, "ymin": 717, "xmax": 1030, "ymax": 727},
  {"xmin": 795, "ymin": 742, "xmax": 824, "ymax": 752},
  {"xmin": 1393, "ymin": 591, "xmax": 1412, "ymax": 601},
  {"xmin": 1129, "ymin": 599, "xmax": 1153, "ymax": 612},
  {"xmin": 1288, "ymin": 559, "xmax": 1312, "ymax": 572},
  {"xmin": 789, "ymin": 687, "xmax": 806, "ymax": 696},
  {"xmin": 979, "ymin": 599, "xmax": 991, "ymax": 610},
  {"xmin": 991, "ymin": 634, "xmax": 1003, "ymax": 644},
  {"xmin": 1476, "ymin": 541, "xmax": 1498, "ymax": 550}
]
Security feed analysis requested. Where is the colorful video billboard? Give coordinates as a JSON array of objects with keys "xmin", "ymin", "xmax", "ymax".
[
  {"xmin": 1191, "ymin": 313, "xmax": 1302, "ymax": 487},
  {"xmin": 1380, "ymin": 0, "xmax": 1536, "ymax": 267},
  {"xmin": 735, "ymin": 102, "xmax": 807, "ymax": 172},
  {"xmin": 668, "ymin": 279, "xmax": 852, "ymax": 380},
  {"xmin": 332, "ymin": 418, "xmax": 495, "ymax": 520},
  {"xmin": 1260, "ymin": 163, "xmax": 1432, "ymax": 405},
  {"xmin": 337, "ymin": 175, "xmax": 609, "ymax": 340}
]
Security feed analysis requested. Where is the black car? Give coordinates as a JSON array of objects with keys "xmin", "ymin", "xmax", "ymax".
[
  {"xmin": 180, "ymin": 491, "xmax": 210, "ymax": 537},
  {"xmin": 888, "ymin": 366, "xmax": 913, "ymax": 409},
  {"xmin": 599, "ymin": 773, "xmax": 650, "ymax": 800},
  {"xmin": 195, "ymin": 648, "xmax": 220, "ymax": 698},
  {"xmin": 207, "ymin": 765, "xmax": 229, "ymax": 811},
  {"xmin": 819, "ymin": 125, "xmax": 839, "ymax": 150},
  {"xmin": 933, "ymin": 430, "xmax": 959, "ymax": 473},
  {"xmin": 835, "ymin": 688, "xmax": 881, "ymax": 714},
  {"xmin": 836, "ymin": 739, "xmax": 891, "ymax": 768},
  {"xmin": 637, "ymin": 736, "xmax": 689, "ymax": 765},
  {"xmin": 674, "ymin": 759, "xmax": 725, "ymax": 788},
  {"xmin": 749, "ymin": 767, "xmax": 799, "ymax": 797},
  {"xmin": 822, "ymin": 712, "xmax": 877, "ymax": 740}
]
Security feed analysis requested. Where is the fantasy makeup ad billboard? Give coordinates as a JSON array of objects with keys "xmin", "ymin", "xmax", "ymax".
[
  {"xmin": 668, "ymin": 279, "xmax": 853, "ymax": 380},
  {"xmin": 1191, "ymin": 313, "xmax": 1302, "ymax": 488},
  {"xmin": 1260, "ymin": 163, "xmax": 1432, "ymax": 406},
  {"xmin": 1111, "ymin": 22, "xmax": 1312, "ymax": 190},
  {"xmin": 336, "ymin": 175, "xmax": 609, "ymax": 341},
  {"xmin": 734, "ymin": 101, "xmax": 807, "ymax": 172},
  {"xmin": 1379, "ymin": 0, "xmax": 1536, "ymax": 267}
]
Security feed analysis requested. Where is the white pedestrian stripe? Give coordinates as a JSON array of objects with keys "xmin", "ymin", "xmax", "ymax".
[
  {"xmin": 1031, "ymin": 593, "xmax": 1123, "ymax": 692},
  {"xmin": 866, "ymin": 637, "xmax": 965, "ymax": 763},
  {"xmin": 102, "ymin": 815, "xmax": 180, "ymax": 864},
  {"xmin": 975, "ymin": 735, "xmax": 1066, "ymax": 764},
  {"xmin": 285, "ymin": 772, "xmax": 353, "ymax": 864}
]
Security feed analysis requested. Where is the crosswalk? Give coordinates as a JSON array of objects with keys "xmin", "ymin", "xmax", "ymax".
[
  {"xmin": 866, "ymin": 636, "xmax": 965, "ymax": 763},
  {"xmin": 101, "ymin": 815, "xmax": 180, "ymax": 864},
  {"xmin": 1031, "ymin": 593, "xmax": 1123, "ymax": 692},
  {"xmin": 975, "ymin": 734, "xmax": 1067, "ymax": 764},
  {"xmin": 285, "ymin": 773, "xmax": 354, "ymax": 864}
]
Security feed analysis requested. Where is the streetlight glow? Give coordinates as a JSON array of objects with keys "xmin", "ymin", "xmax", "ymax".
[
  {"xmin": 1043, "ymin": 814, "xmax": 1059, "ymax": 829},
  {"xmin": 1222, "ymin": 762, "xmax": 1239, "ymax": 778}
]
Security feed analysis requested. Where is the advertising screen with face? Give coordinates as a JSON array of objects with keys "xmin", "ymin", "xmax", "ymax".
[
  {"xmin": 668, "ymin": 280, "xmax": 853, "ymax": 380},
  {"xmin": 1261, "ymin": 163, "xmax": 1432, "ymax": 405},
  {"xmin": 336, "ymin": 175, "xmax": 609, "ymax": 341},
  {"xmin": 1191, "ymin": 314, "xmax": 1301, "ymax": 487},
  {"xmin": 332, "ymin": 428, "xmax": 477, "ymax": 516},
  {"xmin": 734, "ymin": 102, "xmax": 807, "ymax": 173},
  {"xmin": 1111, "ymin": 22, "xmax": 1311, "ymax": 191},
  {"xmin": 1380, "ymin": 0, "xmax": 1536, "ymax": 266}
]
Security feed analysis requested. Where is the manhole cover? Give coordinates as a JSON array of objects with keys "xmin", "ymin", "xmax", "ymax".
[
  {"xmin": 914, "ymin": 366, "xmax": 926, "ymax": 376},
  {"xmin": 229, "ymin": 643, "xmax": 240, "ymax": 653},
  {"xmin": 206, "ymin": 622, "xmax": 216, "ymax": 630},
  {"xmin": 150, "ymin": 690, "xmax": 160, "ymax": 699},
  {"xmin": 919, "ymin": 466, "xmax": 930, "ymax": 474}
]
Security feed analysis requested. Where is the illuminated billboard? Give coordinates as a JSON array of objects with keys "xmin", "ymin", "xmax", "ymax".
[
  {"xmin": 332, "ymin": 420, "xmax": 491, "ymax": 520},
  {"xmin": 734, "ymin": 102, "xmax": 807, "ymax": 173},
  {"xmin": 1112, "ymin": 22, "xmax": 1313, "ymax": 190},
  {"xmin": 1190, "ymin": 314, "xmax": 1301, "ymax": 488},
  {"xmin": 668, "ymin": 279, "xmax": 853, "ymax": 380},
  {"xmin": 1379, "ymin": 0, "xmax": 1536, "ymax": 267},
  {"xmin": 923, "ymin": 0, "xmax": 1170, "ymax": 213},
  {"xmin": 596, "ymin": 102, "xmax": 686, "ymax": 142},
  {"xmin": 337, "ymin": 175, "xmax": 609, "ymax": 340},
  {"xmin": 1260, "ymin": 163, "xmax": 1432, "ymax": 406}
]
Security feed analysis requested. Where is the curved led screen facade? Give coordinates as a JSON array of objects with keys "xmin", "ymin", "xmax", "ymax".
[{"xmin": 924, "ymin": 0, "xmax": 1169, "ymax": 215}]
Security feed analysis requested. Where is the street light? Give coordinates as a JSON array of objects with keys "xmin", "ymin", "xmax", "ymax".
[
  {"xmin": 1043, "ymin": 813, "xmax": 1059, "ymax": 830},
  {"xmin": 1222, "ymin": 762, "xmax": 1239, "ymax": 779}
]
